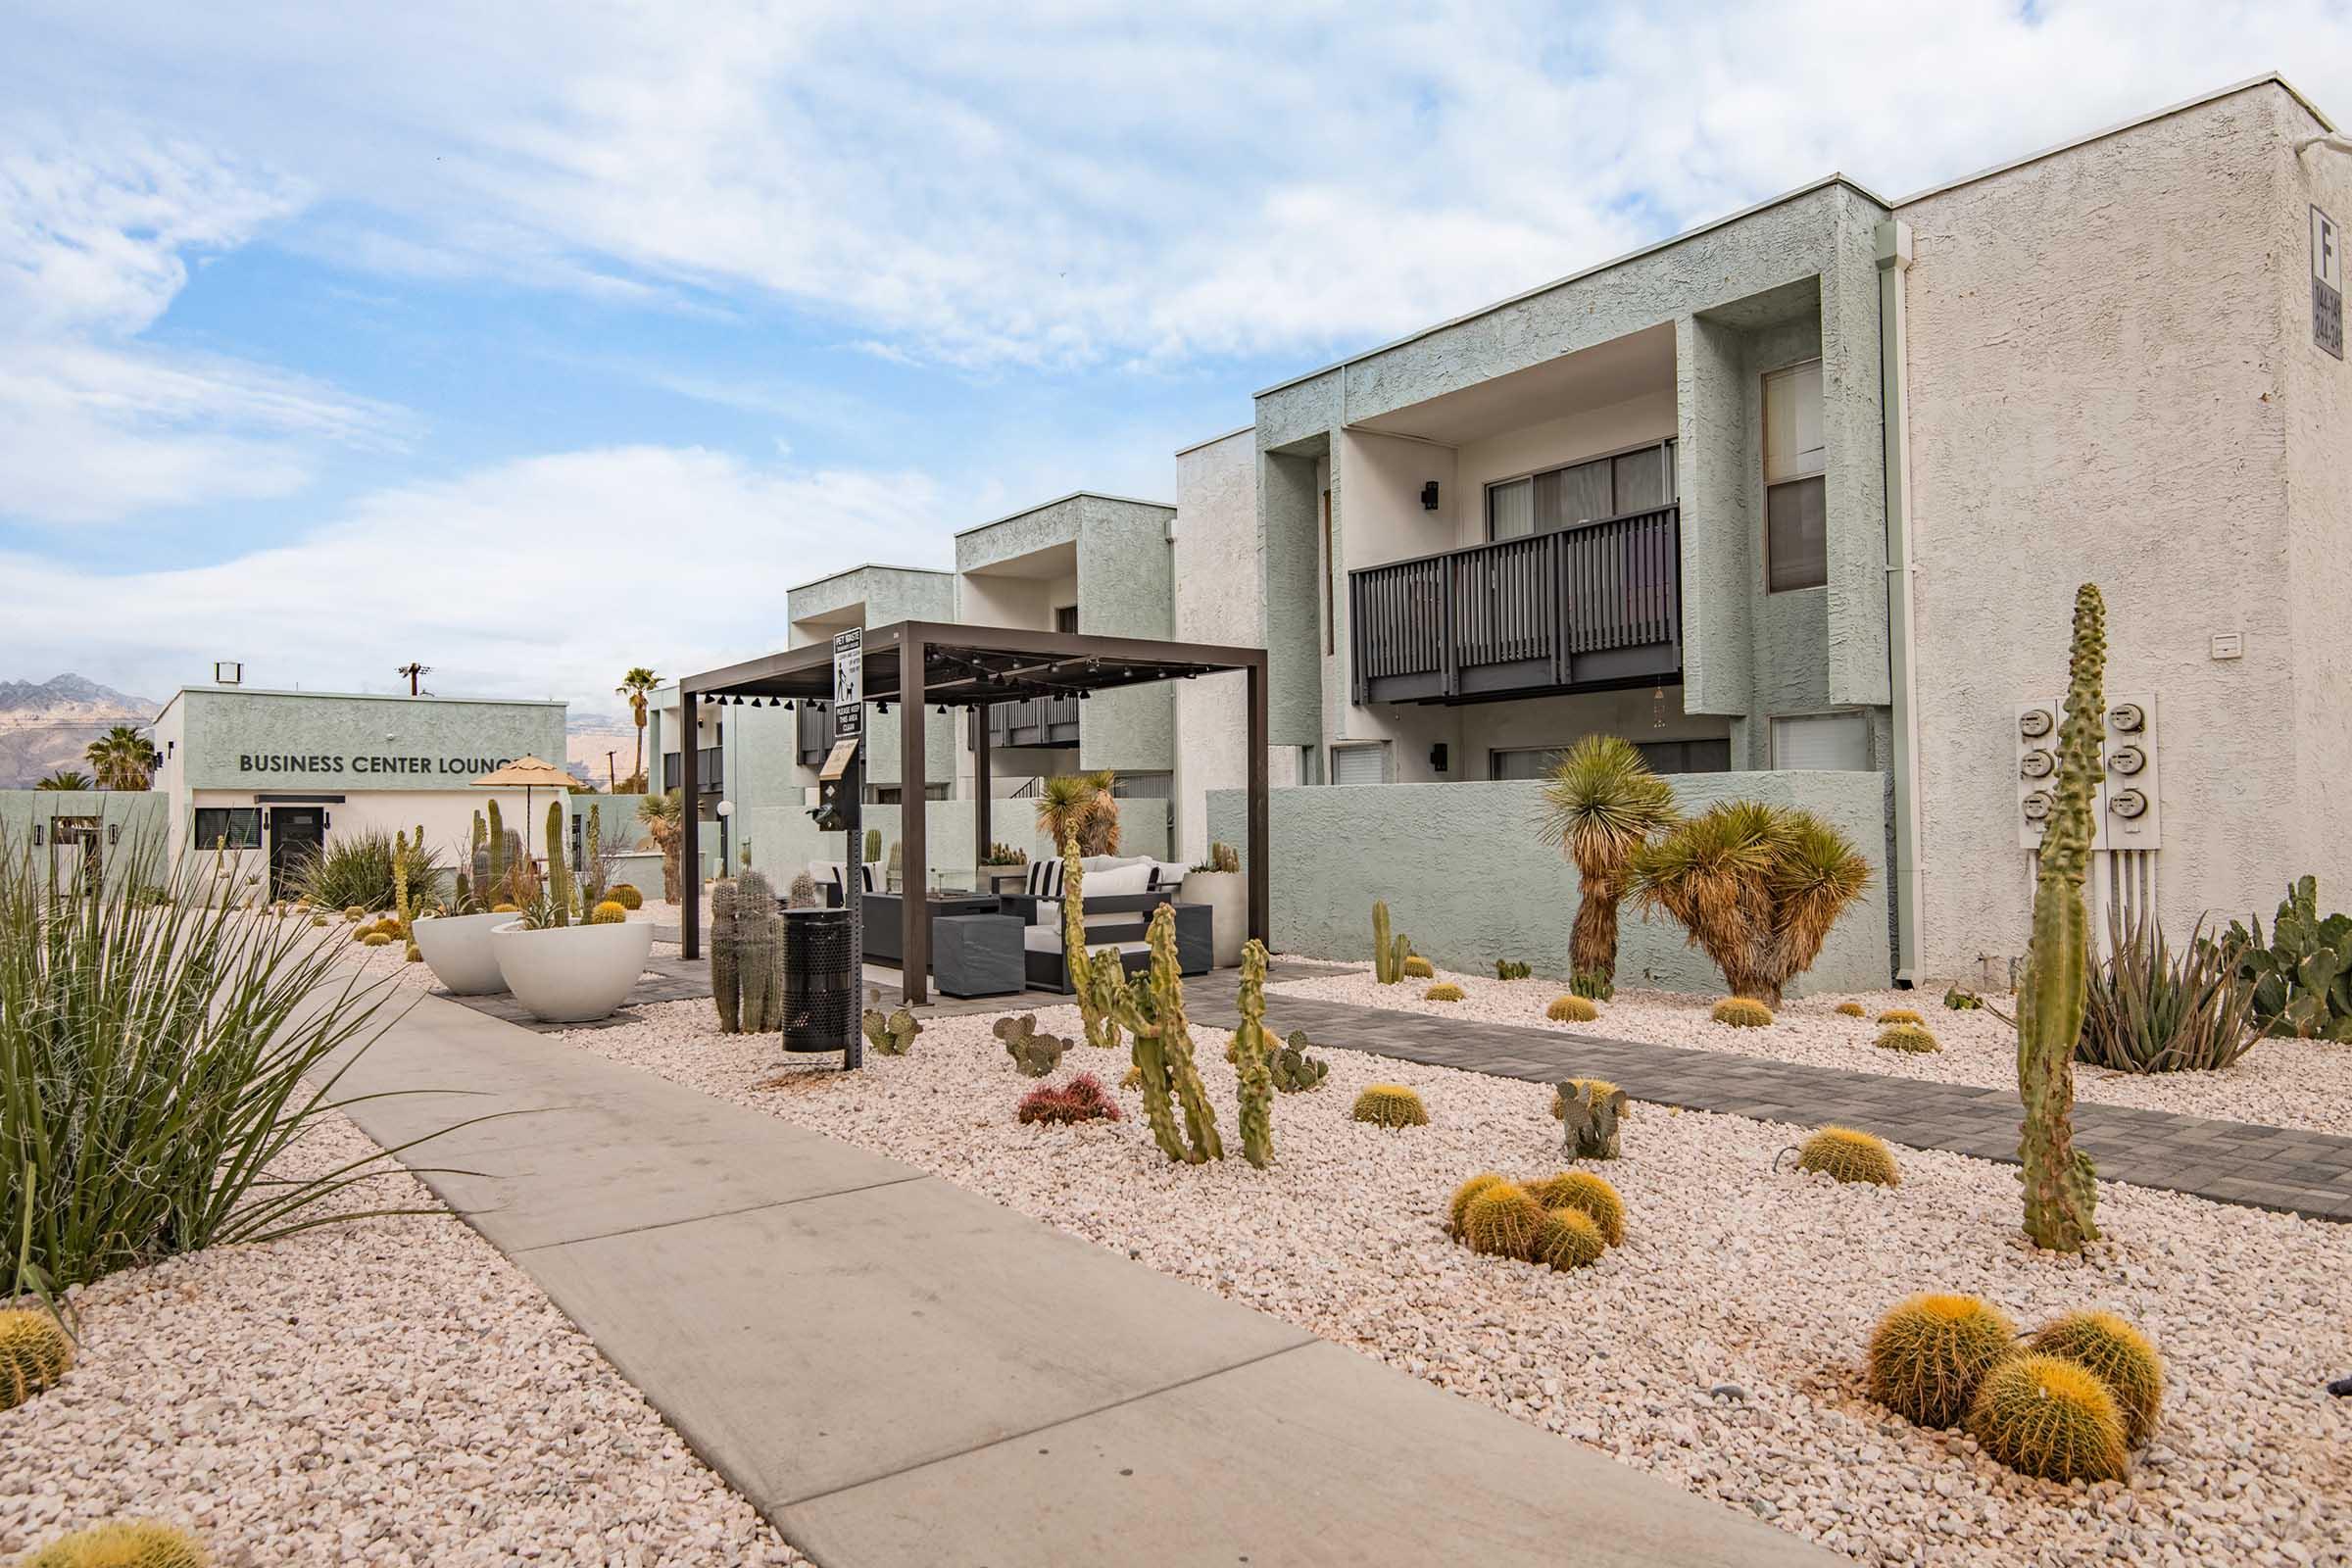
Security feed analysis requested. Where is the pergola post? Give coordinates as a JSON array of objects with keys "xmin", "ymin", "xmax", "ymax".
[
  {"xmin": 973, "ymin": 699, "xmax": 992, "ymax": 880},
  {"xmin": 900, "ymin": 632, "xmax": 928, "ymax": 1005},
  {"xmin": 1247, "ymin": 656, "xmax": 1269, "ymax": 945},
  {"xmin": 680, "ymin": 689, "xmax": 700, "ymax": 959}
]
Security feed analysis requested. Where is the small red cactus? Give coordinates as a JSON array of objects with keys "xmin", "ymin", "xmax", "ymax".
[{"xmin": 1018, "ymin": 1072, "xmax": 1123, "ymax": 1126}]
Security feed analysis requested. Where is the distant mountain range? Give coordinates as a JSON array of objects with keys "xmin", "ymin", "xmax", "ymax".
[
  {"xmin": 0, "ymin": 674, "xmax": 160, "ymax": 788},
  {"xmin": 566, "ymin": 710, "xmax": 647, "ymax": 789}
]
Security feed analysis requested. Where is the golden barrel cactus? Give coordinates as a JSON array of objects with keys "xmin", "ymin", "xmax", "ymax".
[
  {"xmin": 0, "ymin": 1309, "xmax": 74, "ymax": 1411},
  {"xmin": 1878, "ymin": 1007, "xmax": 1924, "ymax": 1024},
  {"xmin": 1966, "ymin": 1352, "xmax": 2131, "ymax": 1482},
  {"xmin": 1866, "ymin": 1294, "xmax": 2017, "ymax": 1429},
  {"xmin": 2028, "ymin": 1310, "xmax": 2163, "ymax": 1447},
  {"xmin": 1446, "ymin": 1172, "xmax": 1511, "ymax": 1237},
  {"xmin": 1545, "ymin": 995, "xmax": 1599, "ymax": 1023},
  {"xmin": 1711, "ymin": 998, "xmax": 1774, "ymax": 1028},
  {"xmin": 1795, "ymin": 1127, "xmax": 1901, "ymax": 1187},
  {"xmin": 1423, "ymin": 983, "xmax": 1465, "ymax": 1003},
  {"xmin": 1527, "ymin": 1171, "xmax": 1625, "ymax": 1246},
  {"xmin": 1401, "ymin": 955, "xmax": 1435, "ymax": 979},
  {"xmin": 1875, "ymin": 1023, "xmax": 1940, "ymax": 1054},
  {"xmin": 19, "ymin": 1521, "xmax": 209, "ymax": 1568},
  {"xmin": 1350, "ymin": 1084, "xmax": 1428, "ymax": 1128},
  {"xmin": 1459, "ymin": 1184, "xmax": 1548, "ymax": 1259},
  {"xmin": 1536, "ymin": 1207, "xmax": 1606, "ymax": 1271}
]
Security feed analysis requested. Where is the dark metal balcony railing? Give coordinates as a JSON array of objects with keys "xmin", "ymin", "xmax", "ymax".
[
  {"xmin": 965, "ymin": 694, "xmax": 1081, "ymax": 751},
  {"xmin": 1348, "ymin": 503, "xmax": 1682, "ymax": 706}
]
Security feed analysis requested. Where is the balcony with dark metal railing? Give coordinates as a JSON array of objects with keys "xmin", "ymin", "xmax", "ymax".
[
  {"xmin": 1348, "ymin": 503, "xmax": 1682, "ymax": 706},
  {"xmin": 964, "ymin": 694, "xmax": 1081, "ymax": 750}
]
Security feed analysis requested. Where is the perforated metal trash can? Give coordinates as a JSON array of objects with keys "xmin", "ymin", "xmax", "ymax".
[{"xmin": 781, "ymin": 906, "xmax": 857, "ymax": 1054}]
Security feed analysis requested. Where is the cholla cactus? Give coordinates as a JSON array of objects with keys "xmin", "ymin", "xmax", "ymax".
[{"xmin": 1228, "ymin": 939, "xmax": 1277, "ymax": 1168}]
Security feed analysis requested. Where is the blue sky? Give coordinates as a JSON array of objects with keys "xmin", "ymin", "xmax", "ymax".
[{"xmin": 5, "ymin": 1, "xmax": 2347, "ymax": 715}]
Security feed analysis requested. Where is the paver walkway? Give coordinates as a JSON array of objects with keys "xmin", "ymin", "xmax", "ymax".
[
  {"xmin": 333, "ymin": 991, "xmax": 1832, "ymax": 1568},
  {"xmin": 1192, "ymin": 990, "xmax": 2352, "ymax": 1224}
]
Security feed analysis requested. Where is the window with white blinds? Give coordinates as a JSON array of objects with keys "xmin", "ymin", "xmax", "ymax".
[
  {"xmin": 1764, "ymin": 360, "xmax": 1827, "ymax": 593},
  {"xmin": 1487, "ymin": 441, "xmax": 1677, "ymax": 541},
  {"xmin": 1330, "ymin": 743, "xmax": 1389, "ymax": 787},
  {"xmin": 1770, "ymin": 711, "xmax": 1870, "ymax": 770}
]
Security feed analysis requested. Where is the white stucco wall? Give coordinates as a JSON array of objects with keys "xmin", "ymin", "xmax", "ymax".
[
  {"xmin": 1898, "ymin": 80, "xmax": 2347, "ymax": 980},
  {"xmin": 1173, "ymin": 428, "xmax": 1273, "ymax": 860},
  {"xmin": 1447, "ymin": 388, "xmax": 1677, "ymax": 549}
]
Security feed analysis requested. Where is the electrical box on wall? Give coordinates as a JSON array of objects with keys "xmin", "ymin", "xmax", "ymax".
[{"xmin": 2015, "ymin": 695, "xmax": 2161, "ymax": 851}]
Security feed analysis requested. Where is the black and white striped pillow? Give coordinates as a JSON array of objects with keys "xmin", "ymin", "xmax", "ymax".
[{"xmin": 1026, "ymin": 858, "xmax": 1063, "ymax": 899}]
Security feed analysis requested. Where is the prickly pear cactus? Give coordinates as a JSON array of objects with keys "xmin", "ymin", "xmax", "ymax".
[
  {"xmin": 1554, "ymin": 1078, "xmax": 1626, "ymax": 1160},
  {"xmin": 862, "ymin": 1005, "xmax": 923, "ymax": 1055},
  {"xmin": 995, "ymin": 1013, "xmax": 1070, "ymax": 1077},
  {"xmin": 1229, "ymin": 940, "xmax": 1277, "ymax": 1168},
  {"xmin": 1268, "ymin": 1030, "xmax": 1330, "ymax": 1092},
  {"xmin": 2016, "ymin": 583, "xmax": 2103, "ymax": 1252}
]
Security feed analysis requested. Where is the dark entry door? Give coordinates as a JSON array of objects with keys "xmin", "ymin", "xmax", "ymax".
[{"xmin": 268, "ymin": 808, "xmax": 324, "ymax": 898}]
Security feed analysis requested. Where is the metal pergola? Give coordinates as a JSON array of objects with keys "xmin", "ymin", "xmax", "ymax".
[{"xmin": 677, "ymin": 620, "xmax": 1270, "ymax": 1004}]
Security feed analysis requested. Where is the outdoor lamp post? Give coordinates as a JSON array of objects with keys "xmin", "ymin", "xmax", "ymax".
[{"xmin": 715, "ymin": 799, "xmax": 733, "ymax": 877}]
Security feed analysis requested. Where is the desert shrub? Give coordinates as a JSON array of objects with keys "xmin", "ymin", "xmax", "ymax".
[
  {"xmin": 291, "ymin": 830, "xmax": 443, "ymax": 916},
  {"xmin": 2027, "ymin": 1310, "xmax": 2163, "ymax": 1446},
  {"xmin": 1401, "ymin": 956, "xmax": 1435, "ymax": 980},
  {"xmin": 1424, "ymin": 982, "xmax": 1464, "ymax": 1003},
  {"xmin": 0, "ymin": 832, "xmax": 418, "ymax": 1298},
  {"xmin": 2079, "ymin": 909, "xmax": 2260, "ymax": 1073},
  {"xmin": 1535, "ymin": 1207, "xmax": 1606, "ymax": 1270},
  {"xmin": 1446, "ymin": 1172, "xmax": 1510, "ymax": 1237},
  {"xmin": 0, "ymin": 1307, "xmax": 74, "ymax": 1411},
  {"xmin": 1017, "ymin": 1073, "xmax": 1122, "ymax": 1126},
  {"xmin": 18, "ymin": 1521, "xmax": 210, "ymax": 1568},
  {"xmin": 1866, "ymin": 1294, "xmax": 2016, "ymax": 1429},
  {"xmin": 1875, "ymin": 1023, "xmax": 1939, "ymax": 1054},
  {"xmin": 1458, "ymin": 1183, "xmax": 1547, "ymax": 1258},
  {"xmin": 1711, "ymin": 997, "xmax": 1773, "ymax": 1028},
  {"xmin": 1835, "ymin": 1001, "xmax": 1866, "ymax": 1018},
  {"xmin": 606, "ymin": 883, "xmax": 644, "ymax": 910},
  {"xmin": 1966, "ymin": 1353, "xmax": 2131, "ymax": 1482},
  {"xmin": 1793, "ymin": 1127, "xmax": 1900, "ymax": 1187},
  {"xmin": 1526, "ymin": 1170, "xmax": 1624, "ymax": 1246},
  {"xmin": 1350, "ymin": 1084, "xmax": 1428, "ymax": 1128},
  {"xmin": 1545, "ymin": 995, "xmax": 1598, "ymax": 1023}
]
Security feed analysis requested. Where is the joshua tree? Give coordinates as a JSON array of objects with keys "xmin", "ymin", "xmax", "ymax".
[
  {"xmin": 1628, "ymin": 800, "xmax": 1872, "ymax": 1006},
  {"xmin": 636, "ymin": 788, "xmax": 685, "ymax": 904},
  {"xmin": 83, "ymin": 724, "xmax": 159, "ymax": 791},
  {"xmin": 34, "ymin": 769, "xmax": 92, "ymax": 791},
  {"xmin": 2016, "ymin": 585, "xmax": 2105, "ymax": 1252},
  {"xmin": 1035, "ymin": 771, "xmax": 1121, "ymax": 858},
  {"xmin": 1537, "ymin": 736, "xmax": 1679, "ymax": 994},
  {"xmin": 615, "ymin": 667, "xmax": 660, "ymax": 793}
]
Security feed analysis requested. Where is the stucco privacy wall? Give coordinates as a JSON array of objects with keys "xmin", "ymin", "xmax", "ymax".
[
  {"xmin": 1897, "ymin": 80, "xmax": 2347, "ymax": 981},
  {"xmin": 0, "ymin": 791, "xmax": 171, "ymax": 892},
  {"xmin": 1260, "ymin": 180, "xmax": 1894, "ymax": 737},
  {"xmin": 1173, "ymin": 428, "xmax": 1261, "ymax": 860},
  {"xmin": 1207, "ymin": 770, "xmax": 1889, "ymax": 995}
]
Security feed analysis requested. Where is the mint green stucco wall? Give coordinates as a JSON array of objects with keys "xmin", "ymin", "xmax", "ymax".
[
  {"xmin": 0, "ymin": 790, "xmax": 172, "ymax": 891},
  {"xmin": 170, "ymin": 688, "xmax": 565, "ymax": 792}
]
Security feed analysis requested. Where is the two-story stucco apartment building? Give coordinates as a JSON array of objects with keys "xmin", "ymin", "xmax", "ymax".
[{"xmin": 667, "ymin": 75, "xmax": 2350, "ymax": 995}]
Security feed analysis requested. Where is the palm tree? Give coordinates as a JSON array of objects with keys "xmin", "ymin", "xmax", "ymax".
[
  {"xmin": 84, "ymin": 725, "xmax": 159, "ymax": 791},
  {"xmin": 636, "ymin": 788, "xmax": 684, "ymax": 904},
  {"xmin": 1536, "ymin": 736, "xmax": 1679, "ymax": 993},
  {"xmin": 1627, "ymin": 800, "xmax": 1872, "ymax": 1005},
  {"xmin": 35, "ymin": 768, "xmax": 92, "ymax": 791},
  {"xmin": 615, "ymin": 667, "xmax": 660, "ymax": 794}
]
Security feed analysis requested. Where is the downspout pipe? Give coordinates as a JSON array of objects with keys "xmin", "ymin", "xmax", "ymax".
[{"xmin": 1876, "ymin": 219, "xmax": 1925, "ymax": 985}]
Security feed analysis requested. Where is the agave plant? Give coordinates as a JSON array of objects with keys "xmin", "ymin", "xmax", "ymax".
[
  {"xmin": 2079, "ymin": 907, "xmax": 2262, "ymax": 1072},
  {"xmin": 289, "ymin": 829, "xmax": 444, "ymax": 913},
  {"xmin": 1628, "ymin": 800, "xmax": 1872, "ymax": 1005},
  {"xmin": 1537, "ymin": 736, "xmax": 1679, "ymax": 993}
]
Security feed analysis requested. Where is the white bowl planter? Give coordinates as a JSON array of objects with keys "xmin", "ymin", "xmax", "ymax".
[
  {"xmin": 489, "ymin": 918, "xmax": 655, "ymax": 1023},
  {"xmin": 411, "ymin": 910, "xmax": 513, "ymax": 995},
  {"xmin": 1178, "ymin": 869, "xmax": 1248, "ymax": 969}
]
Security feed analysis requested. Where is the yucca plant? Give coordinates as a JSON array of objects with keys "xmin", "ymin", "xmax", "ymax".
[
  {"xmin": 1628, "ymin": 801, "xmax": 1872, "ymax": 1005},
  {"xmin": 1034, "ymin": 772, "xmax": 1121, "ymax": 857},
  {"xmin": 0, "ymin": 830, "xmax": 474, "ymax": 1300},
  {"xmin": 2078, "ymin": 907, "xmax": 2261, "ymax": 1073},
  {"xmin": 1537, "ymin": 737, "xmax": 1679, "ymax": 995},
  {"xmin": 289, "ymin": 830, "xmax": 444, "ymax": 914}
]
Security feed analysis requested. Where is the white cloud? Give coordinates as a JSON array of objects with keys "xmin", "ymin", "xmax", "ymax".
[
  {"xmin": 0, "ymin": 444, "xmax": 953, "ymax": 710},
  {"xmin": 0, "ymin": 121, "xmax": 407, "ymax": 524}
]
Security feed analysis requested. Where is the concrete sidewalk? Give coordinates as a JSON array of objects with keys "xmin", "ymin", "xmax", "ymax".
[{"xmin": 332, "ymin": 991, "xmax": 1835, "ymax": 1567}]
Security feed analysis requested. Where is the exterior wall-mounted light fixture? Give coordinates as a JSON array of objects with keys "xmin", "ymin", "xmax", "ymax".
[{"xmin": 1420, "ymin": 481, "xmax": 1441, "ymax": 511}]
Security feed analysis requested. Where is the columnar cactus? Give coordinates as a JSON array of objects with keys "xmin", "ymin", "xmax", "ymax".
[
  {"xmin": 582, "ymin": 807, "xmax": 604, "ymax": 911},
  {"xmin": 1372, "ymin": 900, "xmax": 1409, "ymax": 984},
  {"xmin": 734, "ymin": 869, "xmax": 779, "ymax": 1032},
  {"xmin": 486, "ymin": 800, "xmax": 506, "ymax": 890},
  {"xmin": 710, "ymin": 878, "xmax": 741, "ymax": 1032},
  {"xmin": 1060, "ymin": 833, "xmax": 1122, "ymax": 1052},
  {"xmin": 391, "ymin": 828, "xmax": 413, "ymax": 930},
  {"xmin": 1102, "ymin": 905, "xmax": 1223, "ymax": 1163},
  {"xmin": 1229, "ymin": 939, "xmax": 1277, "ymax": 1168},
  {"xmin": 2018, "ymin": 583, "xmax": 2105, "ymax": 1253},
  {"xmin": 545, "ymin": 801, "xmax": 570, "ymax": 927}
]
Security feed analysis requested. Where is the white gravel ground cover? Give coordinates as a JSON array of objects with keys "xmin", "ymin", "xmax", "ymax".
[
  {"xmin": 562, "ymin": 998, "xmax": 2352, "ymax": 1568},
  {"xmin": 1268, "ymin": 962, "xmax": 2352, "ymax": 1135},
  {"xmin": 0, "ymin": 1111, "xmax": 799, "ymax": 1568}
]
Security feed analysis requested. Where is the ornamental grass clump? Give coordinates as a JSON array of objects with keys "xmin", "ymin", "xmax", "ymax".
[
  {"xmin": 1424, "ymin": 982, "xmax": 1465, "ymax": 1003},
  {"xmin": 1711, "ymin": 997, "xmax": 1773, "ymax": 1028},
  {"xmin": 0, "ymin": 831, "xmax": 435, "ymax": 1299},
  {"xmin": 1350, "ymin": 1084, "xmax": 1428, "ymax": 1128},
  {"xmin": 1527, "ymin": 1170, "xmax": 1625, "ymax": 1246},
  {"xmin": 0, "ymin": 1307, "xmax": 74, "ymax": 1411},
  {"xmin": 2028, "ymin": 1310, "xmax": 2164, "ymax": 1447},
  {"xmin": 1865, "ymin": 1294, "xmax": 2016, "ymax": 1429},
  {"xmin": 1792, "ymin": 1127, "xmax": 1900, "ymax": 1187},
  {"xmin": 1876, "ymin": 1022, "xmax": 1940, "ymax": 1054},
  {"xmin": 1629, "ymin": 800, "xmax": 1872, "ymax": 1006},
  {"xmin": 1016, "ymin": 1073, "xmax": 1122, "ymax": 1127},
  {"xmin": 1965, "ymin": 1353, "xmax": 2131, "ymax": 1483},
  {"xmin": 1545, "ymin": 994, "xmax": 1598, "ymax": 1023},
  {"xmin": 18, "ymin": 1521, "xmax": 211, "ymax": 1568}
]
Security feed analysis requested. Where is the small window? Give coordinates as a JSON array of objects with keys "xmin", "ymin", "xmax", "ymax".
[
  {"xmin": 1054, "ymin": 604, "xmax": 1079, "ymax": 633},
  {"xmin": 1764, "ymin": 361, "xmax": 1827, "ymax": 593},
  {"xmin": 1489, "ymin": 747, "xmax": 1560, "ymax": 781},
  {"xmin": 193, "ymin": 808, "xmax": 261, "ymax": 850},
  {"xmin": 1771, "ymin": 712, "xmax": 1871, "ymax": 770},
  {"xmin": 1330, "ymin": 743, "xmax": 1388, "ymax": 787},
  {"xmin": 1320, "ymin": 489, "xmax": 1336, "ymax": 655}
]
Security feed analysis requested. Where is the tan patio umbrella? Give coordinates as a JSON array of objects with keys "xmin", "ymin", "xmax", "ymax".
[{"xmin": 470, "ymin": 756, "xmax": 574, "ymax": 865}]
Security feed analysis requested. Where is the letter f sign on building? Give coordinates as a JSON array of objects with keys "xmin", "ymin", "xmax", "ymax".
[
  {"xmin": 2316, "ymin": 205, "xmax": 2343, "ymax": 361},
  {"xmin": 832, "ymin": 629, "xmax": 863, "ymax": 740}
]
